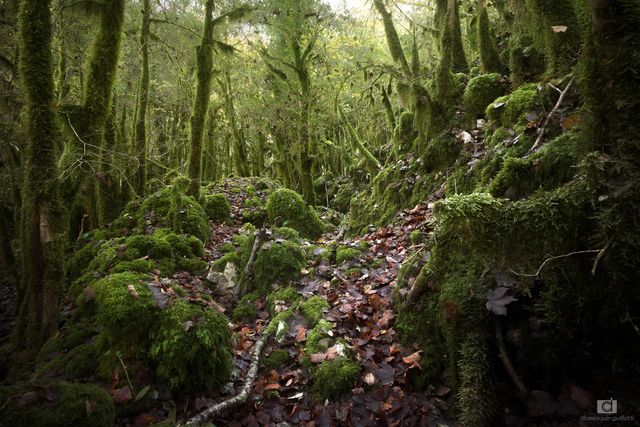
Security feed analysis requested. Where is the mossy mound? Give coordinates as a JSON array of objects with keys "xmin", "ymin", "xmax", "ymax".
[
  {"xmin": 266, "ymin": 188, "xmax": 324, "ymax": 239},
  {"xmin": 204, "ymin": 194, "xmax": 231, "ymax": 223},
  {"xmin": 311, "ymin": 356, "xmax": 361, "ymax": 401},
  {"xmin": 266, "ymin": 286, "xmax": 301, "ymax": 316},
  {"xmin": 299, "ymin": 296, "xmax": 330, "ymax": 326},
  {"xmin": 263, "ymin": 349, "xmax": 291, "ymax": 369},
  {"xmin": 422, "ymin": 133, "xmax": 463, "ymax": 173},
  {"xmin": 485, "ymin": 83, "xmax": 543, "ymax": 128},
  {"xmin": 0, "ymin": 381, "xmax": 115, "ymax": 427},
  {"xmin": 336, "ymin": 246, "xmax": 361, "ymax": 265},
  {"xmin": 92, "ymin": 272, "xmax": 155, "ymax": 348},
  {"xmin": 149, "ymin": 300, "xmax": 232, "ymax": 394},
  {"xmin": 254, "ymin": 240, "xmax": 305, "ymax": 292},
  {"xmin": 463, "ymin": 73, "xmax": 506, "ymax": 125}
]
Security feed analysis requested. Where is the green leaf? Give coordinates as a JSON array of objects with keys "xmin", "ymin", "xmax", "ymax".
[{"xmin": 135, "ymin": 385, "xmax": 151, "ymax": 402}]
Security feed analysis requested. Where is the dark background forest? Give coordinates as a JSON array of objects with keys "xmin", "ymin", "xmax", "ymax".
[{"xmin": 0, "ymin": 0, "xmax": 639, "ymax": 426}]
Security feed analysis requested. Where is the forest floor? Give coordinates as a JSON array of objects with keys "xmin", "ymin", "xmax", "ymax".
[{"xmin": 118, "ymin": 182, "xmax": 456, "ymax": 427}]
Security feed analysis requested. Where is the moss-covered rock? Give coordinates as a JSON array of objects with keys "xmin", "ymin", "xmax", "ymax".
[
  {"xmin": 486, "ymin": 83, "xmax": 542, "ymax": 127},
  {"xmin": 0, "ymin": 381, "xmax": 115, "ymax": 427},
  {"xmin": 254, "ymin": 241, "xmax": 305, "ymax": 292},
  {"xmin": 336, "ymin": 246, "xmax": 361, "ymax": 265},
  {"xmin": 302, "ymin": 319, "xmax": 333, "ymax": 368},
  {"xmin": 92, "ymin": 272, "xmax": 155, "ymax": 348},
  {"xmin": 422, "ymin": 133, "xmax": 463, "ymax": 173},
  {"xmin": 266, "ymin": 286, "xmax": 301, "ymax": 316},
  {"xmin": 203, "ymin": 193, "xmax": 231, "ymax": 223},
  {"xmin": 266, "ymin": 188, "xmax": 324, "ymax": 239},
  {"xmin": 232, "ymin": 291, "xmax": 261, "ymax": 322},
  {"xmin": 262, "ymin": 349, "xmax": 291, "ymax": 369},
  {"xmin": 299, "ymin": 296, "xmax": 330, "ymax": 326},
  {"xmin": 311, "ymin": 356, "xmax": 361, "ymax": 401},
  {"xmin": 463, "ymin": 73, "xmax": 505, "ymax": 125},
  {"xmin": 149, "ymin": 300, "xmax": 232, "ymax": 393}
]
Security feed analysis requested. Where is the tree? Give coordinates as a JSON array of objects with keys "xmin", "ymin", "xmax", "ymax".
[
  {"xmin": 14, "ymin": 0, "xmax": 66, "ymax": 352},
  {"xmin": 133, "ymin": 0, "xmax": 152, "ymax": 196},
  {"xmin": 187, "ymin": 0, "xmax": 215, "ymax": 197}
]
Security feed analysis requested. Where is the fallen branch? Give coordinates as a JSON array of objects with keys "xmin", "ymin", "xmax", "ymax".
[
  {"xmin": 590, "ymin": 240, "xmax": 610, "ymax": 276},
  {"xmin": 181, "ymin": 325, "xmax": 272, "ymax": 426},
  {"xmin": 530, "ymin": 77, "xmax": 574, "ymax": 152},
  {"xmin": 509, "ymin": 249, "xmax": 602, "ymax": 278},
  {"xmin": 237, "ymin": 229, "xmax": 267, "ymax": 298},
  {"xmin": 495, "ymin": 321, "xmax": 529, "ymax": 398}
]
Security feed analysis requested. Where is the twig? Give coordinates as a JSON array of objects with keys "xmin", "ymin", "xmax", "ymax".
[
  {"xmin": 237, "ymin": 229, "xmax": 267, "ymax": 298},
  {"xmin": 116, "ymin": 353, "xmax": 136, "ymax": 398},
  {"xmin": 495, "ymin": 321, "xmax": 529, "ymax": 398},
  {"xmin": 590, "ymin": 240, "xmax": 610, "ymax": 276},
  {"xmin": 509, "ymin": 249, "xmax": 602, "ymax": 278},
  {"xmin": 181, "ymin": 326, "xmax": 272, "ymax": 426},
  {"xmin": 530, "ymin": 77, "xmax": 574, "ymax": 152}
]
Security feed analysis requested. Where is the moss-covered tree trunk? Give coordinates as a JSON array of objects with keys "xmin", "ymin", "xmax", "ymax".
[
  {"xmin": 221, "ymin": 70, "xmax": 249, "ymax": 177},
  {"xmin": 581, "ymin": 0, "xmax": 640, "ymax": 278},
  {"xmin": 187, "ymin": 0, "xmax": 215, "ymax": 198},
  {"xmin": 477, "ymin": 0, "xmax": 503, "ymax": 73},
  {"xmin": 435, "ymin": 0, "xmax": 468, "ymax": 73},
  {"xmin": 133, "ymin": 0, "xmax": 150, "ymax": 196},
  {"xmin": 14, "ymin": 0, "xmax": 67, "ymax": 352}
]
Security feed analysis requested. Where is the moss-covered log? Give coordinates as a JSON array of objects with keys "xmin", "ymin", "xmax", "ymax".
[{"xmin": 14, "ymin": 0, "xmax": 67, "ymax": 352}]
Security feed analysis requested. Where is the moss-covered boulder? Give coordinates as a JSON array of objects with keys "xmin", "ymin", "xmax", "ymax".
[
  {"xmin": 149, "ymin": 300, "xmax": 232, "ymax": 393},
  {"xmin": 266, "ymin": 188, "xmax": 324, "ymax": 239},
  {"xmin": 254, "ymin": 240, "xmax": 305, "ymax": 292},
  {"xmin": 266, "ymin": 286, "xmax": 301, "ymax": 316},
  {"xmin": 0, "ymin": 381, "xmax": 115, "ymax": 427},
  {"xmin": 463, "ymin": 73, "xmax": 505, "ymax": 125},
  {"xmin": 485, "ymin": 83, "xmax": 542, "ymax": 127},
  {"xmin": 311, "ymin": 356, "xmax": 361, "ymax": 401},
  {"xmin": 92, "ymin": 272, "xmax": 155, "ymax": 348},
  {"xmin": 299, "ymin": 296, "xmax": 330, "ymax": 327},
  {"xmin": 204, "ymin": 194, "xmax": 231, "ymax": 223}
]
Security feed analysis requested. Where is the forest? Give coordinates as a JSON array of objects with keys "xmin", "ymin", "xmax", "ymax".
[{"xmin": 0, "ymin": 0, "xmax": 639, "ymax": 425}]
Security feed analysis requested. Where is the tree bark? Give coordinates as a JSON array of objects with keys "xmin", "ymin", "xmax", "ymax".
[
  {"xmin": 14, "ymin": 0, "xmax": 67, "ymax": 352},
  {"xmin": 187, "ymin": 0, "xmax": 215, "ymax": 198},
  {"xmin": 133, "ymin": 0, "xmax": 151, "ymax": 196}
]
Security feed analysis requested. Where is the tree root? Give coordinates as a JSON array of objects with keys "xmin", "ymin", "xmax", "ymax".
[
  {"xmin": 181, "ymin": 325, "xmax": 272, "ymax": 426},
  {"xmin": 530, "ymin": 76, "xmax": 574, "ymax": 152}
]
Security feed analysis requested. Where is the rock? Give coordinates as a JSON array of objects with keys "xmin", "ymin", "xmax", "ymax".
[{"xmin": 207, "ymin": 261, "xmax": 238, "ymax": 296}]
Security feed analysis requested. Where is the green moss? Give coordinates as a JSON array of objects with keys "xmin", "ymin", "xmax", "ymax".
[
  {"xmin": 336, "ymin": 246, "xmax": 362, "ymax": 265},
  {"xmin": 92, "ymin": 272, "xmax": 155, "ymax": 348},
  {"xmin": 274, "ymin": 226, "xmax": 300, "ymax": 242},
  {"xmin": 266, "ymin": 189, "xmax": 324, "ymax": 239},
  {"xmin": 266, "ymin": 286, "xmax": 301, "ymax": 316},
  {"xmin": 302, "ymin": 319, "xmax": 334, "ymax": 368},
  {"xmin": 410, "ymin": 229, "xmax": 425, "ymax": 245},
  {"xmin": 311, "ymin": 357, "xmax": 361, "ymax": 400},
  {"xmin": 149, "ymin": 300, "xmax": 232, "ymax": 393},
  {"xmin": 422, "ymin": 133, "xmax": 462, "ymax": 173},
  {"xmin": 263, "ymin": 349, "xmax": 291, "ymax": 369},
  {"xmin": 486, "ymin": 83, "xmax": 541, "ymax": 127},
  {"xmin": 463, "ymin": 73, "xmax": 505, "ymax": 125},
  {"xmin": 203, "ymin": 194, "xmax": 231, "ymax": 223},
  {"xmin": 477, "ymin": 5, "xmax": 503, "ymax": 73},
  {"xmin": 300, "ymin": 296, "xmax": 330, "ymax": 326},
  {"xmin": 508, "ymin": 35, "xmax": 545, "ymax": 86},
  {"xmin": 0, "ymin": 381, "xmax": 115, "ymax": 427},
  {"xmin": 254, "ymin": 241, "xmax": 305, "ymax": 292}
]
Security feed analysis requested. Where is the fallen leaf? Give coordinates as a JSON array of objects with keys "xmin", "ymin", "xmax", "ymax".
[
  {"xmin": 486, "ymin": 287, "xmax": 517, "ymax": 315},
  {"xmin": 113, "ymin": 386, "xmax": 133, "ymax": 403},
  {"xmin": 135, "ymin": 385, "xmax": 151, "ymax": 402},
  {"xmin": 551, "ymin": 25, "xmax": 568, "ymax": 33},
  {"xmin": 83, "ymin": 286, "xmax": 96, "ymax": 303},
  {"xmin": 287, "ymin": 392, "xmax": 304, "ymax": 400},
  {"xmin": 264, "ymin": 383, "xmax": 281, "ymax": 391},
  {"xmin": 402, "ymin": 351, "xmax": 422, "ymax": 369},
  {"xmin": 363, "ymin": 372, "xmax": 376, "ymax": 385},
  {"xmin": 182, "ymin": 320, "xmax": 194, "ymax": 332},
  {"xmin": 127, "ymin": 284, "xmax": 139, "ymax": 299},
  {"xmin": 295, "ymin": 326, "xmax": 306, "ymax": 343},
  {"xmin": 309, "ymin": 353, "xmax": 327, "ymax": 363},
  {"xmin": 435, "ymin": 385, "xmax": 451, "ymax": 397}
]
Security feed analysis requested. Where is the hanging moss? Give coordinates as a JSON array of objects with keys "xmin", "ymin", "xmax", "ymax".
[
  {"xmin": 265, "ymin": 188, "xmax": 324, "ymax": 239},
  {"xmin": 149, "ymin": 300, "xmax": 232, "ymax": 394},
  {"xmin": 0, "ymin": 381, "xmax": 115, "ymax": 427}
]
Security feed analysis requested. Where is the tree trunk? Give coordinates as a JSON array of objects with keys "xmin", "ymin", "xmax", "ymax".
[
  {"xmin": 477, "ymin": 0, "xmax": 503, "ymax": 73},
  {"xmin": 14, "ymin": 0, "xmax": 67, "ymax": 353},
  {"xmin": 133, "ymin": 0, "xmax": 151, "ymax": 196},
  {"xmin": 187, "ymin": 0, "xmax": 215, "ymax": 198}
]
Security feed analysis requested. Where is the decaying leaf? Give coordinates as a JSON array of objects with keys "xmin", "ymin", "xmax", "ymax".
[
  {"xmin": 127, "ymin": 284, "xmax": 139, "ymax": 299},
  {"xmin": 486, "ymin": 287, "xmax": 517, "ymax": 315},
  {"xmin": 113, "ymin": 386, "xmax": 133, "ymax": 403},
  {"xmin": 402, "ymin": 351, "xmax": 422, "ymax": 369},
  {"xmin": 551, "ymin": 25, "xmax": 568, "ymax": 33}
]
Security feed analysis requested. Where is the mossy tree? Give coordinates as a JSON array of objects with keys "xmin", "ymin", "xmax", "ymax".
[
  {"xmin": 187, "ymin": 0, "xmax": 215, "ymax": 198},
  {"xmin": 476, "ymin": 0, "xmax": 503, "ymax": 74},
  {"xmin": 14, "ymin": 0, "xmax": 67, "ymax": 353},
  {"xmin": 132, "ymin": 0, "xmax": 151, "ymax": 196}
]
